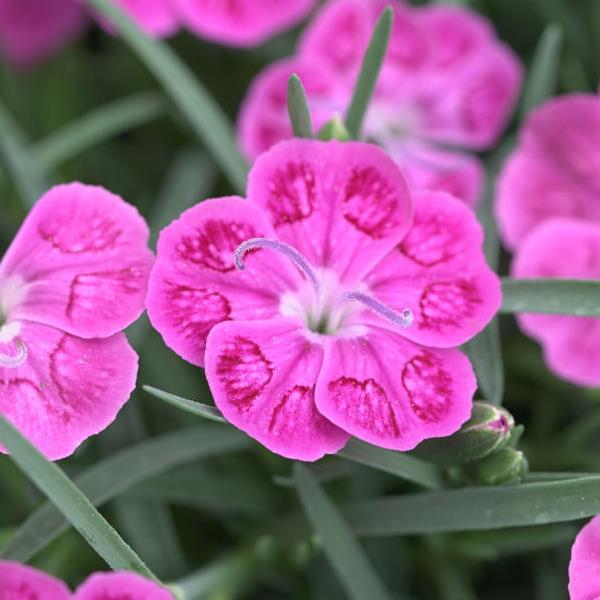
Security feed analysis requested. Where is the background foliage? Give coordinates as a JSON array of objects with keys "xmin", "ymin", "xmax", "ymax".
[{"xmin": 1, "ymin": 0, "xmax": 600, "ymax": 598}]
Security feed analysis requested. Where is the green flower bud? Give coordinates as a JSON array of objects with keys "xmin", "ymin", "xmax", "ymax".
[
  {"xmin": 318, "ymin": 115, "xmax": 351, "ymax": 141},
  {"xmin": 468, "ymin": 447, "xmax": 528, "ymax": 486},
  {"xmin": 413, "ymin": 402, "xmax": 515, "ymax": 466}
]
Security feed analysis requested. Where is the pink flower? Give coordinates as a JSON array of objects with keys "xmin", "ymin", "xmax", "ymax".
[
  {"xmin": 105, "ymin": 0, "xmax": 178, "ymax": 38},
  {"xmin": 239, "ymin": 0, "xmax": 522, "ymax": 207},
  {"xmin": 496, "ymin": 93, "xmax": 600, "ymax": 250},
  {"xmin": 0, "ymin": 0, "xmax": 87, "ymax": 68},
  {"xmin": 512, "ymin": 218, "xmax": 600, "ymax": 387},
  {"xmin": 147, "ymin": 139, "xmax": 500, "ymax": 461},
  {"xmin": 0, "ymin": 183, "xmax": 154, "ymax": 460},
  {"xmin": 171, "ymin": 0, "xmax": 317, "ymax": 47},
  {"xmin": 569, "ymin": 515, "xmax": 600, "ymax": 599},
  {"xmin": 0, "ymin": 561, "xmax": 173, "ymax": 599}
]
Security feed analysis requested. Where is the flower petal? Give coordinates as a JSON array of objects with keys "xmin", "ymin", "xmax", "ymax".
[
  {"xmin": 0, "ymin": 321, "xmax": 137, "ymax": 461},
  {"xmin": 247, "ymin": 139, "xmax": 413, "ymax": 284},
  {"xmin": 205, "ymin": 318, "xmax": 349, "ymax": 461},
  {"xmin": 75, "ymin": 572, "xmax": 173, "ymax": 599},
  {"xmin": 569, "ymin": 516, "xmax": 600, "ymax": 600},
  {"xmin": 315, "ymin": 324, "xmax": 475, "ymax": 450},
  {"xmin": 365, "ymin": 191, "xmax": 501, "ymax": 347},
  {"xmin": 147, "ymin": 197, "xmax": 302, "ymax": 368},
  {"xmin": 173, "ymin": 0, "xmax": 316, "ymax": 47},
  {"xmin": 513, "ymin": 218, "xmax": 600, "ymax": 386},
  {"xmin": 0, "ymin": 560, "xmax": 71, "ymax": 599},
  {"xmin": 0, "ymin": 0, "xmax": 87, "ymax": 68},
  {"xmin": 238, "ymin": 57, "xmax": 341, "ymax": 161},
  {"xmin": 0, "ymin": 183, "xmax": 154, "ymax": 339},
  {"xmin": 99, "ymin": 0, "xmax": 177, "ymax": 37}
]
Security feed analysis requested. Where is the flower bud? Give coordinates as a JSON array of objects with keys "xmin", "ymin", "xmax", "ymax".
[
  {"xmin": 318, "ymin": 115, "xmax": 351, "ymax": 141},
  {"xmin": 468, "ymin": 447, "xmax": 528, "ymax": 486},
  {"xmin": 413, "ymin": 402, "xmax": 515, "ymax": 466}
]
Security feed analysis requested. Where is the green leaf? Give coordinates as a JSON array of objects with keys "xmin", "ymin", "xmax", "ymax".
[
  {"xmin": 0, "ymin": 100, "xmax": 45, "ymax": 207},
  {"xmin": 287, "ymin": 74, "xmax": 313, "ymax": 138},
  {"xmin": 463, "ymin": 318, "xmax": 504, "ymax": 405},
  {"xmin": 520, "ymin": 24, "xmax": 563, "ymax": 118},
  {"xmin": 345, "ymin": 7, "xmax": 394, "ymax": 139},
  {"xmin": 294, "ymin": 464, "xmax": 392, "ymax": 600},
  {"xmin": 338, "ymin": 439, "xmax": 443, "ymax": 490},
  {"xmin": 0, "ymin": 414, "xmax": 155, "ymax": 578},
  {"xmin": 343, "ymin": 474, "xmax": 600, "ymax": 536},
  {"xmin": 2, "ymin": 425, "xmax": 248, "ymax": 562},
  {"xmin": 143, "ymin": 385, "xmax": 226, "ymax": 423},
  {"xmin": 30, "ymin": 92, "xmax": 165, "ymax": 174},
  {"xmin": 500, "ymin": 278, "xmax": 600, "ymax": 316},
  {"xmin": 84, "ymin": 0, "xmax": 248, "ymax": 193}
]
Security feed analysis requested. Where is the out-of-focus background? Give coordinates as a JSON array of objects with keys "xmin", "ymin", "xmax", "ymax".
[{"xmin": 1, "ymin": 1, "xmax": 599, "ymax": 598}]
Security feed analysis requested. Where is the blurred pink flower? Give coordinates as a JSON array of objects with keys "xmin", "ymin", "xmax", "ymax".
[
  {"xmin": 0, "ymin": 561, "xmax": 173, "ymax": 599},
  {"xmin": 512, "ymin": 219, "xmax": 600, "ymax": 387},
  {"xmin": 569, "ymin": 515, "xmax": 600, "ymax": 599},
  {"xmin": 0, "ymin": 183, "xmax": 154, "ymax": 460},
  {"xmin": 104, "ymin": 0, "xmax": 178, "ymax": 38},
  {"xmin": 496, "ymin": 93, "xmax": 600, "ymax": 250},
  {"xmin": 239, "ymin": 0, "xmax": 522, "ymax": 207},
  {"xmin": 0, "ymin": 0, "xmax": 87, "ymax": 68},
  {"xmin": 172, "ymin": 0, "xmax": 317, "ymax": 47},
  {"xmin": 147, "ymin": 139, "xmax": 500, "ymax": 461}
]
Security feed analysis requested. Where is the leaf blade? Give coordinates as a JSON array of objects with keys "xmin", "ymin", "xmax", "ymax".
[
  {"xmin": 287, "ymin": 74, "xmax": 314, "ymax": 138},
  {"xmin": 143, "ymin": 385, "xmax": 227, "ymax": 423}
]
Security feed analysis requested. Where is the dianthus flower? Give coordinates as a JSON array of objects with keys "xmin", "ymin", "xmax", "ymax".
[
  {"xmin": 0, "ymin": 0, "xmax": 87, "ymax": 68},
  {"xmin": 0, "ymin": 183, "xmax": 153, "ymax": 460},
  {"xmin": 496, "ymin": 93, "xmax": 600, "ymax": 250},
  {"xmin": 0, "ymin": 561, "xmax": 173, "ymax": 599},
  {"xmin": 239, "ymin": 0, "xmax": 522, "ymax": 207},
  {"xmin": 147, "ymin": 139, "xmax": 500, "ymax": 460},
  {"xmin": 512, "ymin": 218, "xmax": 600, "ymax": 387},
  {"xmin": 569, "ymin": 515, "xmax": 600, "ymax": 599},
  {"xmin": 106, "ymin": 0, "xmax": 178, "ymax": 38}
]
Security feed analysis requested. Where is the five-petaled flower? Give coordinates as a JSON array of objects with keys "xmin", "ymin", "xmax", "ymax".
[
  {"xmin": 239, "ymin": 0, "xmax": 522, "ymax": 207},
  {"xmin": 147, "ymin": 139, "xmax": 500, "ymax": 461},
  {"xmin": 569, "ymin": 514, "xmax": 600, "ymax": 600},
  {"xmin": 0, "ymin": 561, "xmax": 173, "ymax": 599},
  {"xmin": 0, "ymin": 183, "xmax": 153, "ymax": 460}
]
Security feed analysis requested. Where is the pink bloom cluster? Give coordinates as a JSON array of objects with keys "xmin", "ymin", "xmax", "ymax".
[
  {"xmin": 0, "ymin": 561, "xmax": 172, "ymax": 599},
  {"xmin": 239, "ymin": 0, "xmax": 522, "ymax": 207},
  {"xmin": 147, "ymin": 138, "xmax": 500, "ymax": 461},
  {"xmin": 569, "ymin": 516, "xmax": 600, "ymax": 599},
  {"xmin": 496, "ymin": 93, "xmax": 600, "ymax": 386},
  {"xmin": 0, "ymin": 0, "xmax": 317, "ymax": 68},
  {"xmin": 0, "ymin": 183, "xmax": 153, "ymax": 460}
]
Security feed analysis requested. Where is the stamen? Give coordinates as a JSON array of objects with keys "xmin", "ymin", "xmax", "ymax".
[
  {"xmin": 345, "ymin": 292, "xmax": 413, "ymax": 329},
  {"xmin": 0, "ymin": 338, "xmax": 28, "ymax": 369},
  {"xmin": 234, "ymin": 237, "xmax": 320, "ymax": 294}
]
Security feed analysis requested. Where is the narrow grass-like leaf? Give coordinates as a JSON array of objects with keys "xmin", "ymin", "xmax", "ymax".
[
  {"xmin": 287, "ymin": 74, "xmax": 313, "ymax": 138},
  {"xmin": 500, "ymin": 278, "xmax": 600, "ymax": 316},
  {"xmin": 0, "ymin": 101, "xmax": 45, "ymax": 207},
  {"xmin": 343, "ymin": 475, "xmax": 600, "ymax": 536},
  {"xmin": 294, "ymin": 464, "xmax": 392, "ymax": 600},
  {"xmin": 338, "ymin": 439, "xmax": 442, "ymax": 489},
  {"xmin": 0, "ymin": 414, "xmax": 155, "ymax": 577},
  {"xmin": 520, "ymin": 24, "xmax": 563, "ymax": 118},
  {"xmin": 85, "ymin": 0, "xmax": 248, "ymax": 193},
  {"xmin": 463, "ymin": 318, "xmax": 504, "ymax": 405},
  {"xmin": 144, "ymin": 385, "xmax": 227, "ymax": 423},
  {"xmin": 345, "ymin": 7, "xmax": 393, "ymax": 138},
  {"xmin": 2, "ymin": 426, "xmax": 247, "ymax": 562},
  {"xmin": 30, "ymin": 93, "xmax": 165, "ymax": 173}
]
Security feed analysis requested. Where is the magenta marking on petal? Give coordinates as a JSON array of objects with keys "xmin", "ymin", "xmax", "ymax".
[
  {"xmin": 0, "ymin": 339, "xmax": 28, "ymax": 368},
  {"xmin": 341, "ymin": 166, "xmax": 402, "ymax": 239},
  {"xmin": 345, "ymin": 291, "xmax": 413, "ymax": 329},
  {"xmin": 402, "ymin": 352, "xmax": 454, "ymax": 422},
  {"xmin": 266, "ymin": 161, "xmax": 317, "ymax": 226},
  {"xmin": 419, "ymin": 279, "xmax": 482, "ymax": 331},
  {"xmin": 39, "ymin": 215, "xmax": 123, "ymax": 254},
  {"xmin": 234, "ymin": 237, "xmax": 320, "ymax": 293},
  {"xmin": 216, "ymin": 335, "xmax": 273, "ymax": 410}
]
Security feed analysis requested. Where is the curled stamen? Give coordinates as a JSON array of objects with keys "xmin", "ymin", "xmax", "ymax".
[
  {"xmin": 345, "ymin": 291, "xmax": 413, "ymax": 329},
  {"xmin": 234, "ymin": 237, "xmax": 320, "ymax": 294},
  {"xmin": 0, "ymin": 338, "xmax": 28, "ymax": 368}
]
